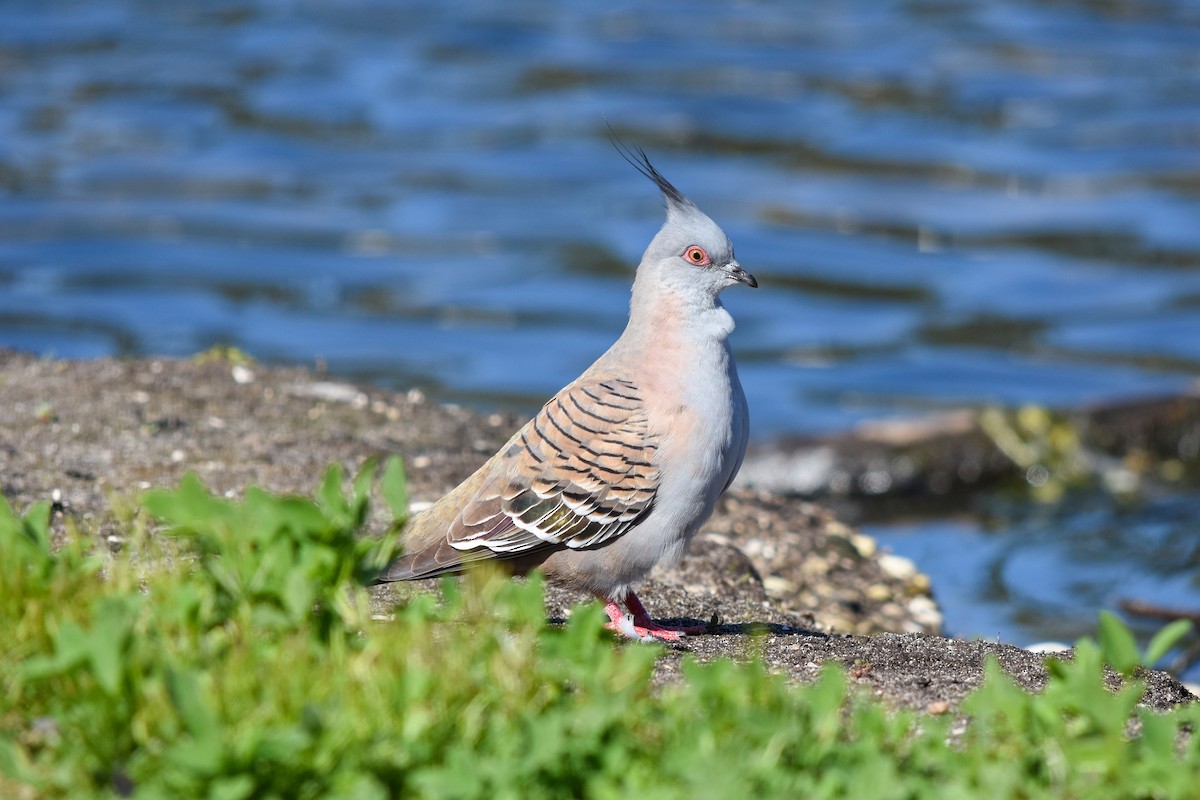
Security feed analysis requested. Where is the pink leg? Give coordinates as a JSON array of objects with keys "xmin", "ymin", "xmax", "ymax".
[{"xmin": 601, "ymin": 591, "xmax": 709, "ymax": 642}]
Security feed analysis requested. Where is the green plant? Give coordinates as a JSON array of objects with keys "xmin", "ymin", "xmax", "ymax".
[{"xmin": 0, "ymin": 461, "xmax": 1196, "ymax": 799}]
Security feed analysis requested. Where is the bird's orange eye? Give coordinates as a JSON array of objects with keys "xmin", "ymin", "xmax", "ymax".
[{"xmin": 684, "ymin": 246, "xmax": 710, "ymax": 266}]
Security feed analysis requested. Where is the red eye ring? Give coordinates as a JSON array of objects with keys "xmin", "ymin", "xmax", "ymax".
[{"xmin": 684, "ymin": 246, "xmax": 710, "ymax": 266}]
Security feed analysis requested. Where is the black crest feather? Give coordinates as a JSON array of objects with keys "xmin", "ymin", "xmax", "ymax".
[{"xmin": 606, "ymin": 123, "xmax": 692, "ymax": 209}]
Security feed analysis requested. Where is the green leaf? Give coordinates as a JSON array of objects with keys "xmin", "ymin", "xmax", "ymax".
[
  {"xmin": 380, "ymin": 456, "xmax": 410, "ymax": 525},
  {"xmin": 0, "ymin": 492, "xmax": 17, "ymax": 529},
  {"xmin": 1097, "ymin": 611, "xmax": 1140, "ymax": 675},
  {"xmin": 22, "ymin": 500, "xmax": 52, "ymax": 555},
  {"xmin": 52, "ymin": 620, "xmax": 91, "ymax": 667},
  {"xmin": 1143, "ymin": 619, "xmax": 1193, "ymax": 667},
  {"xmin": 0, "ymin": 737, "xmax": 36, "ymax": 788},
  {"xmin": 0, "ymin": 497, "xmax": 54, "ymax": 578},
  {"xmin": 351, "ymin": 457, "xmax": 378, "ymax": 527},
  {"xmin": 317, "ymin": 463, "xmax": 347, "ymax": 519},
  {"xmin": 165, "ymin": 666, "xmax": 224, "ymax": 775},
  {"xmin": 143, "ymin": 472, "xmax": 210, "ymax": 523},
  {"xmin": 1138, "ymin": 708, "xmax": 1176, "ymax": 754},
  {"xmin": 282, "ymin": 568, "xmax": 315, "ymax": 620},
  {"xmin": 210, "ymin": 775, "xmax": 256, "ymax": 800},
  {"xmin": 88, "ymin": 596, "xmax": 139, "ymax": 696}
]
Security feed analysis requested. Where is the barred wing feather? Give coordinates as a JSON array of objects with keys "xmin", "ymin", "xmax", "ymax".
[{"xmin": 450, "ymin": 378, "xmax": 659, "ymax": 555}]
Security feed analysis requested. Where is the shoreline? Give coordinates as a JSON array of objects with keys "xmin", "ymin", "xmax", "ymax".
[{"xmin": 1, "ymin": 349, "xmax": 1192, "ymax": 711}]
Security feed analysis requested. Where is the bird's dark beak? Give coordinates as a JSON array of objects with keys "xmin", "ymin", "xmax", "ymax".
[{"xmin": 724, "ymin": 261, "xmax": 758, "ymax": 288}]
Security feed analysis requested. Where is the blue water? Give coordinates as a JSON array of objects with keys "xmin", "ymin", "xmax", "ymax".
[
  {"xmin": 868, "ymin": 490, "xmax": 1200, "ymax": 661},
  {"xmin": 2, "ymin": 0, "xmax": 1199, "ymax": 663}
]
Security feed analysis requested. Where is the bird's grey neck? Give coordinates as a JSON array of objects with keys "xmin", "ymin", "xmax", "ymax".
[{"xmin": 618, "ymin": 285, "xmax": 735, "ymax": 355}]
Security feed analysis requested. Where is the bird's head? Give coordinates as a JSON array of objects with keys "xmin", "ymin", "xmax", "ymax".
[{"xmin": 613, "ymin": 138, "xmax": 757, "ymax": 298}]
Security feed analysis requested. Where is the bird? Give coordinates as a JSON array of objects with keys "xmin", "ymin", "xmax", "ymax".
[{"xmin": 376, "ymin": 140, "xmax": 756, "ymax": 641}]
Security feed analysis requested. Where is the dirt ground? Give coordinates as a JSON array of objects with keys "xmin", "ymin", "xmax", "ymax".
[{"xmin": 1, "ymin": 350, "xmax": 1192, "ymax": 712}]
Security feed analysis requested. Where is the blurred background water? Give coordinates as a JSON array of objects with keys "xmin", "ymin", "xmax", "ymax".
[{"xmin": 2, "ymin": 0, "xmax": 1199, "ymax": 663}]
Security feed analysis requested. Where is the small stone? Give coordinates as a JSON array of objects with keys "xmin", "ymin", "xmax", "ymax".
[
  {"xmin": 803, "ymin": 556, "xmax": 830, "ymax": 575},
  {"xmin": 826, "ymin": 520, "xmax": 852, "ymax": 536},
  {"xmin": 762, "ymin": 575, "xmax": 796, "ymax": 595},
  {"xmin": 851, "ymin": 533, "xmax": 877, "ymax": 557},
  {"xmin": 926, "ymin": 701, "xmax": 949, "ymax": 715},
  {"xmin": 300, "ymin": 381, "xmax": 365, "ymax": 404},
  {"xmin": 231, "ymin": 365, "xmax": 256, "ymax": 384},
  {"xmin": 907, "ymin": 595, "xmax": 943, "ymax": 629},
  {"xmin": 878, "ymin": 553, "xmax": 917, "ymax": 581},
  {"xmin": 865, "ymin": 584, "xmax": 892, "ymax": 602}
]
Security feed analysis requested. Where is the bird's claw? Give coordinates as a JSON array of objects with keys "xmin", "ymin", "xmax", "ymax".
[{"xmin": 612, "ymin": 613, "xmax": 659, "ymax": 642}]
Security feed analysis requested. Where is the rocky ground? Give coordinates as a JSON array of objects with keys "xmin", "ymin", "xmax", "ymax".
[{"xmin": 1, "ymin": 350, "xmax": 1193, "ymax": 712}]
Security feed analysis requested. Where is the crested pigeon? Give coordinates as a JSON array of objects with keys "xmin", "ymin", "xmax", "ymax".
[{"xmin": 377, "ymin": 142, "xmax": 756, "ymax": 641}]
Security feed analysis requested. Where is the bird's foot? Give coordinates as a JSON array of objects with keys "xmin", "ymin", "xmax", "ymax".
[
  {"xmin": 603, "ymin": 613, "xmax": 687, "ymax": 642},
  {"xmin": 601, "ymin": 592, "xmax": 709, "ymax": 642}
]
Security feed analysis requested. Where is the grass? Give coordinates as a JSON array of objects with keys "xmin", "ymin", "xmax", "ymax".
[{"xmin": 1, "ymin": 458, "xmax": 1196, "ymax": 799}]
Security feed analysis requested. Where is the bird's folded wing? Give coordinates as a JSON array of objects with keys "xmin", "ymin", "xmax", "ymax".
[{"xmin": 449, "ymin": 377, "xmax": 660, "ymax": 554}]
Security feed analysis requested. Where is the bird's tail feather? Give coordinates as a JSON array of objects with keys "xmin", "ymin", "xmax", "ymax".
[{"xmin": 373, "ymin": 540, "xmax": 469, "ymax": 583}]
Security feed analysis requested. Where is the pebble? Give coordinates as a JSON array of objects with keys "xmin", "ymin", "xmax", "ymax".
[
  {"xmin": 878, "ymin": 553, "xmax": 917, "ymax": 581},
  {"xmin": 851, "ymin": 533, "xmax": 877, "ymax": 557},
  {"xmin": 803, "ymin": 556, "xmax": 830, "ymax": 575},
  {"xmin": 762, "ymin": 575, "xmax": 796, "ymax": 595},
  {"xmin": 865, "ymin": 584, "xmax": 893, "ymax": 602},
  {"xmin": 907, "ymin": 596, "xmax": 943, "ymax": 630},
  {"xmin": 298, "ymin": 381, "xmax": 368, "ymax": 406},
  {"xmin": 909, "ymin": 572, "xmax": 931, "ymax": 593}
]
